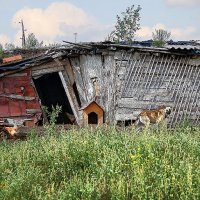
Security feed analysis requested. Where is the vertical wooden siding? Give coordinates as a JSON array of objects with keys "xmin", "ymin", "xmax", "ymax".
[{"xmin": 69, "ymin": 50, "xmax": 200, "ymax": 126}]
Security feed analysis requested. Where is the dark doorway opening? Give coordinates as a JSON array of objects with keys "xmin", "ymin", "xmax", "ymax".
[
  {"xmin": 88, "ymin": 112, "xmax": 98, "ymax": 124},
  {"xmin": 73, "ymin": 82, "xmax": 81, "ymax": 107},
  {"xmin": 117, "ymin": 120, "xmax": 135, "ymax": 127},
  {"xmin": 33, "ymin": 72, "xmax": 75, "ymax": 124}
]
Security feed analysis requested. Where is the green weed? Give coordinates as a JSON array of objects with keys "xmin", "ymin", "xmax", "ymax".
[{"xmin": 0, "ymin": 123, "xmax": 199, "ymax": 199}]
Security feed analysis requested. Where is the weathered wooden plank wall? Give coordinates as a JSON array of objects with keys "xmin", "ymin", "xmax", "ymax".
[
  {"xmin": 68, "ymin": 50, "xmax": 200, "ymax": 126},
  {"xmin": 117, "ymin": 51, "xmax": 200, "ymax": 126},
  {"xmin": 70, "ymin": 53, "xmax": 117, "ymax": 123},
  {"xmin": 32, "ymin": 61, "xmax": 64, "ymax": 77}
]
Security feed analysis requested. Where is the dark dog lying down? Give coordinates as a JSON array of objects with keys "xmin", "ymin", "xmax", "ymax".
[{"xmin": 135, "ymin": 105, "xmax": 172, "ymax": 127}]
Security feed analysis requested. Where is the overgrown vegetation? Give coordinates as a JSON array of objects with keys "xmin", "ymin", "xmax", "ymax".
[
  {"xmin": 108, "ymin": 5, "xmax": 141, "ymax": 44},
  {"xmin": 152, "ymin": 29, "xmax": 171, "ymax": 47},
  {"xmin": 25, "ymin": 33, "xmax": 43, "ymax": 49},
  {"xmin": 0, "ymin": 123, "xmax": 199, "ymax": 199},
  {"xmin": 4, "ymin": 43, "xmax": 15, "ymax": 50},
  {"xmin": 0, "ymin": 43, "xmax": 4, "ymax": 59}
]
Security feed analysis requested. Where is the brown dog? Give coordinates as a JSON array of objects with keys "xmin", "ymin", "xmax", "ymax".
[{"xmin": 135, "ymin": 105, "xmax": 171, "ymax": 127}]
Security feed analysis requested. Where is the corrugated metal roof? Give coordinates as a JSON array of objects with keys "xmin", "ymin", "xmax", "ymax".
[
  {"xmin": 111, "ymin": 40, "xmax": 200, "ymax": 51},
  {"xmin": 165, "ymin": 41, "xmax": 200, "ymax": 51},
  {"xmin": 165, "ymin": 45, "xmax": 200, "ymax": 50}
]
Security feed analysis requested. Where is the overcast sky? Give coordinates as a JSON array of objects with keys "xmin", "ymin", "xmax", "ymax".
[{"xmin": 0, "ymin": 0, "xmax": 199, "ymax": 47}]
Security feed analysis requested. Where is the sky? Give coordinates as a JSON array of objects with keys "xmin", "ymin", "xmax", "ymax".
[{"xmin": 0, "ymin": 0, "xmax": 200, "ymax": 48}]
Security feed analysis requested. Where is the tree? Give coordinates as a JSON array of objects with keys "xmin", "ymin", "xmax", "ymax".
[
  {"xmin": 4, "ymin": 43, "xmax": 15, "ymax": 50},
  {"xmin": 152, "ymin": 29, "xmax": 171, "ymax": 47},
  {"xmin": 25, "ymin": 33, "xmax": 43, "ymax": 48},
  {"xmin": 109, "ymin": 5, "xmax": 141, "ymax": 44},
  {"xmin": 0, "ymin": 43, "xmax": 3, "ymax": 58},
  {"xmin": 0, "ymin": 43, "xmax": 3, "ymax": 51}
]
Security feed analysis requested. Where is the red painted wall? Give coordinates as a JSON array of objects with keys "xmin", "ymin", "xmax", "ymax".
[{"xmin": 0, "ymin": 69, "xmax": 42, "ymax": 126}]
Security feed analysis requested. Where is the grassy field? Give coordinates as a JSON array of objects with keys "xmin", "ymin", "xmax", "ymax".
[{"xmin": 0, "ymin": 124, "xmax": 200, "ymax": 200}]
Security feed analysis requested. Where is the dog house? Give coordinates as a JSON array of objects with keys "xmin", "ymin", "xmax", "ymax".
[{"xmin": 81, "ymin": 101, "xmax": 104, "ymax": 125}]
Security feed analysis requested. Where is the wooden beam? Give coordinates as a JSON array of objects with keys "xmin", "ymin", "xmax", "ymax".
[
  {"xmin": 0, "ymin": 94, "xmax": 35, "ymax": 101},
  {"xmin": 32, "ymin": 66, "xmax": 64, "ymax": 77},
  {"xmin": 58, "ymin": 71, "xmax": 81, "ymax": 125}
]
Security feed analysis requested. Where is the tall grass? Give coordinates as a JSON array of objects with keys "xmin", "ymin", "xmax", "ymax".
[{"xmin": 0, "ymin": 124, "xmax": 199, "ymax": 200}]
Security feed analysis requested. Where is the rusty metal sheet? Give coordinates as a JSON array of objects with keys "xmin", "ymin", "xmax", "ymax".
[
  {"xmin": 0, "ymin": 82, "xmax": 3, "ymax": 93},
  {"xmin": 3, "ymin": 55, "xmax": 22, "ymax": 63},
  {"xmin": 24, "ymin": 86, "xmax": 36, "ymax": 97},
  {"xmin": 0, "ymin": 97, "xmax": 9, "ymax": 117},
  {"xmin": 26, "ymin": 100, "xmax": 41, "ymax": 110},
  {"xmin": 0, "ymin": 69, "xmax": 42, "ymax": 125},
  {"xmin": 9, "ymin": 100, "xmax": 21, "ymax": 117}
]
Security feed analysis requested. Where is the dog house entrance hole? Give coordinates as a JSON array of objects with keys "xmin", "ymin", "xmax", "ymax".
[
  {"xmin": 33, "ymin": 72, "xmax": 75, "ymax": 124},
  {"xmin": 88, "ymin": 112, "xmax": 98, "ymax": 124}
]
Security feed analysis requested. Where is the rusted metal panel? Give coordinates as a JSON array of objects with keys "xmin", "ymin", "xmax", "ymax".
[
  {"xmin": 3, "ymin": 55, "xmax": 22, "ymax": 63},
  {"xmin": 0, "ymin": 97, "xmax": 9, "ymax": 117},
  {"xmin": 0, "ymin": 69, "xmax": 42, "ymax": 125},
  {"xmin": 26, "ymin": 100, "xmax": 41, "ymax": 110},
  {"xmin": 9, "ymin": 100, "xmax": 21, "ymax": 116}
]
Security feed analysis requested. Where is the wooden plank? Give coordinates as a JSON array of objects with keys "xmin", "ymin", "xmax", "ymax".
[
  {"xmin": 70, "ymin": 57, "xmax": 88, "ymax": 104},
  {"xmin": 111, "ymin": 51, "xmax": 127, "ymax": 120},
  {"xmin": 0, "ymin": 94, "xmax": 35, "ymax": 101},
  {"xmin": 115, "ymin": 108, "xmax": 140, "ymax": 121},
  {"xmin": 103, "ymin": 54, "xmax": 116, "ymax": 122},
  {"xmin": 168, "ymin": 56, "xmax": 183, "ymax": 91},
  {"xmin": 129, "ymin": 54, "xmax": 146, "ymax": 94},
  {"xmin": 118, "ymin": 100, "xmax": 174, "ymax": 109},
  {"xmin": 165, "ymin": 56, "xmax": 182, "ymax": 90},
  {"xmin": 155, "ymin": 54, "xmax": 168, "ymax": 88},
  {"xmin": 32, "ymin": 61, "xmax": 63, "ymax": 71},
  {"xmin": 185, "ymin": 66, "xmax": 200, "ymax": 114},
  {"xmin": 134, "ymin": 54, "xmax": 147, "ymax": 93},
  {"xmin": 181, "ymin": 65, "xmax": 198, "ymax": 119},
  {"xmin": 147, "ymin": 55, "xmax": 161, "ymax": 89},
  {"xmin": 121, "ymin": 53, "xmax": 136, "ymax": 96},
  {"xmin": 58, "ymin": 71, "xmax": 81, "ymax": 125},
  {"xmin": 32, "ymin": 66, "xmax": 64, "ymax": 76},
  {"xmin": 158, "ymin": 56, "xmax": 173, "ymax": 88},
  {"xmin": 144, "ymin": 55, "xmax": 157, "ymax": 88},
  {"xmin": 188, "ymin": 57, "xmax": 200, "ymax": 66},
  {"xmin": 62, "ymin": 58, "xmax": 75, "ymax": 85},
  {"xmin": 26, "ymin": 109, "xmax": 41, "ymax": 114},
  {"xmin": 170, "ymin": 61, "xmax": 194, "ymax": 126},
  {"xmin": 170, "ymin": 58, "xmax": 188, "ymax": 98}
]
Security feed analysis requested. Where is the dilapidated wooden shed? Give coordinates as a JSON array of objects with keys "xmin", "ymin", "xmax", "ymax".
[{"xmin": 1, "ymin": 41, "xmax": 200, "ymax": 127}]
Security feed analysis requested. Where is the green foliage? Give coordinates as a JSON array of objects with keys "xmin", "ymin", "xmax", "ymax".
[
  {"xmin": 0, "ymin": 43, "xmax": 3, "ymax": 50},
  {"xmin": 0, "ymin": 124, "xmax": 199, "ymax": 199},
  {"xmin": 25, "ymin": 33, "xmax": 43, "ymax": 49},
  {"xmin": 4, "ymin": 43, "xmax": 15, "ymax": 50},
  {"xmin": 0, "ymin": 43, "xmax": 4, "ymax": 58},
  {"xmin": 43, "ymin": 105, "xmax": 62, "ymax": 126},
  {"xmin": 110, "ymin": 5, "xmax": 141, "ymax": 44},
  {"xmin": 152, "ymin": 29, "xmax": 171, "ymax": 47},
  {"xmin": 43, "ymin": 105, "xmax": 62, "ymax": 135}
]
